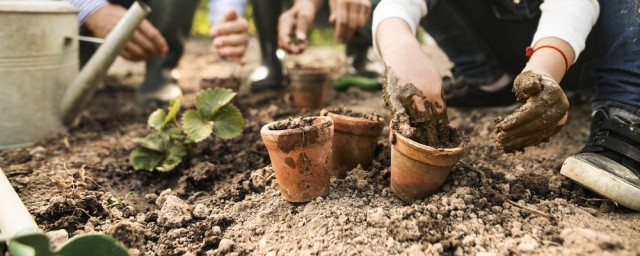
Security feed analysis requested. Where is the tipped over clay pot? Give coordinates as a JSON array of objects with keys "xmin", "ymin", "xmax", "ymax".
[
  {"xmin": 288, "ymin": 67, "xmax": 330, "ymax": 109},
  {"xmin": 261, "ymin": 116, "xmax": 334, "ymax": 202},
  {"xmin": 390, "ymin": 132, "xmax": 465, "ymax": 202},
  {"xmin": 320, "ymin": 108, "xmax": 384, "ymax": 178}
]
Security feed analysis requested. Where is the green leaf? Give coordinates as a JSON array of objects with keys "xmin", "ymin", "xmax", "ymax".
[
  {"xmin": 211, "ymin": 104, "xmax": 244, "ymax": 139},
  {"xmin": 148, "ymin": 109, "xmax": 167, "ymax": 131},
  {"xmin": 157, "ymin": 143, "xmax": 187, "ymax": 172},
  {"xmin": 164, "ymin": 97, "xmax": 183, "ymax": 126},
  {"xmin": 195, "ymin": 88, "xmax": 236, "ymax": 119},
  {"xmin": 137, "ymin": 132, "xmax": 166, "ymax": 151},
  {"xmin": 182, "ymin": 109, "xmax": 213, "ymax": 143},
  {"xmin": 130, "ymin": 148, "xmax": 164, "ymax": 171}
]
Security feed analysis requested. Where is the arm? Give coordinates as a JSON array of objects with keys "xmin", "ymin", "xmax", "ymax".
[
  {"xmin": 208, "ymin": 0, "xmax": 246, "ymax": 25},
  {"xmin": 63, "ymin": 0, "xmax": 108, "ymax": 25},
  {"xmin": 496, "ymin": 0, "xmax": 599, "ymax": 151}
]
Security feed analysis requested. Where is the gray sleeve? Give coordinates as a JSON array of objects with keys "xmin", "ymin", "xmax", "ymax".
[
  {"xmin": 63, "ymin": 0, "xmax": 109, "ymax": 25},
  {"xmin": 208, "ymin": 0, "xmax": 246, "ymax": 25}
]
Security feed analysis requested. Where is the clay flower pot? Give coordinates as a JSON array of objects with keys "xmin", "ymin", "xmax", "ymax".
[
  {"xmin": 320, "ymin": 109, "xmax": 384, "ymax": 178},
  {"xmin": 288, "ymin": 67, "xmax": 330, "ymax": 109},
  {"xmin": 390, "ymin": 132, "xmax": 465, "ymax": 202},
  {"xmin": 260, "ymin": 116, "xmax": 334, "ymax": 202}
]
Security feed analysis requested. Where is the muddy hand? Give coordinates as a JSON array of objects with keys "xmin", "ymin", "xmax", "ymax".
[{"xmin": 496, "ymin": 71, "xmax": 569, "ymax": 152}]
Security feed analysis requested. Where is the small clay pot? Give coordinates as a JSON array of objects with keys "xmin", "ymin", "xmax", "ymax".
[
  {"xmin": 288, "ymin": 67, "xmax": 330, "ymax": 109},
  {"xmin": 260, "ymin": 116, "xmax": 334, "ymax": 202},
  {"xmin": 390, "ymin": 132, "xmax": 465, "ymax": 202},
  {"xmin": 321, "ymin": 109, "xmax": 384, "ymax": 178}
]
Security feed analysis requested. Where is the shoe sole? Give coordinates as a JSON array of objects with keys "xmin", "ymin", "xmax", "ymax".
[{"xmin": 561, "ymin": 156, "xmax": 640, "ymax": 211}]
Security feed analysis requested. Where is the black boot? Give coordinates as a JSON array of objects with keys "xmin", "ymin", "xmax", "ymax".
[
  {"xmin": 137, "ymin": 0, "xmax": 199, "ymax": 104},
  {"xmin": 250, "ymin": 0, "xmax": 284, "ymax": 92}
]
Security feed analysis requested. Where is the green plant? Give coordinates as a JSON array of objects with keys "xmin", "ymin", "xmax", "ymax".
[{"xmin": 129, "ymin": 88, "xmax": 244, "ymax": 172}]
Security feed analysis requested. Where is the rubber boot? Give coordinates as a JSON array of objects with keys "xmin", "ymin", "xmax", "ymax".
[
  {"xmin": 136, "ymin": 0, "xmax": 199, "ymax": 104},
  {"xmin": 249, "ymin": 0, "xmax": 284, "ymax": 92},
  {"xmin": 345, "ymin": 0, "xmax": 381, "ymax": 79}
]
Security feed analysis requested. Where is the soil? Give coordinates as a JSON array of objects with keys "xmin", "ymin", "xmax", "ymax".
[
  {"xmin": 322, "ymin": 107, "xmax": 384, "ymax": 122},
  {"xmin": 1, "ymin": 40, "xmax": 639, "ymax": 255},
  {"xmin": 267, "ymin": 117, "xmax": 315, "ymax": 130},
  {"xmin": 200, "ymin": 77, "xmax": 242, "ymax": 92},
  {"xmin": 383, "ymin": 70, "xmax": 461, "ymax": 148}
]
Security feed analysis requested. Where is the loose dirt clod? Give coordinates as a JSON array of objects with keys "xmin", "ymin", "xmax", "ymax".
[
  {"xmin": 156, "ymin": 189, "xmax": 192, "ymax": 228},
  {"xmin": 382, "ymin": 69, "xmax": 461, "ymax": 148},
  {"xmin": 268, "ymin": 117, "xmax": 314, "ymax": 130}
]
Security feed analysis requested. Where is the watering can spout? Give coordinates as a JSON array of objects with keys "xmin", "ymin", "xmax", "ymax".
[{"xmin": 60, "ymin": 1, "xmax": 151, "ymax": 125}]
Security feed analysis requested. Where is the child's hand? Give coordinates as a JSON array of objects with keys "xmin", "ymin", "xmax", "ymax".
[
  {"xmin": 328, "ymin": 0, "xmax": 371, "ymax": 43},
  {"xmin": 277, "ymin": 0, "xmax": 321, "ymax": 54},
  {"xmin": 496, "ymin": 71, "xmax": 569, "ymax": 151},
  {"xmin": 210, "ymin": 10, "xmax": 249, "ymax": 64}
]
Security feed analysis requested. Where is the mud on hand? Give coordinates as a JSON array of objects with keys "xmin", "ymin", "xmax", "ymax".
[
  {"xmin": 496, "ymin": 71, "xmax": 569, "ymax": 152},
  {"xmin": 382, "ymin": 69, "xmax": 452, "ymax": 148}
]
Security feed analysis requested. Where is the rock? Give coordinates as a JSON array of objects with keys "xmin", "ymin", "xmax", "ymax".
[
  {"xmin": 218, "ymin": 238, "xmax": 235, "ymax": 254},
  {"xmin": 46, "ymin": 229, "xmax": 69, "ymax": 250},
  {"xmin": 144, "ymin": 193, "xmax": 158, "ymax": 204},
  {"xmin": 192, "ymin": 203, "xmax": 211, "ymax": 219},
  {"xmin": 108, "ymin": 220, "xmax": 145, "ymax": 248},
  {"xmin": 212, "ymin": 226, "xmax": 222, "ymax": 236},
  {"xmin": 157, "ymin": 192, "xmax": 192, "ymax": 228},
  {"xmin": 367, "ymin": 208, "xmax": 388, "ymax": 227},
  {"xmin": 128, "ymin": 248, "xmax": 141, "ymax": 256},
  {"xmin": 517, "ymin": 235, "xmax": 539, "ymax": 252}
]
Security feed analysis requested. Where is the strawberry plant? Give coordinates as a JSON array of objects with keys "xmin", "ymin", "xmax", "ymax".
[{"xmin": 129, "ymin": 88, "xmax": 244, "ymax": 172}]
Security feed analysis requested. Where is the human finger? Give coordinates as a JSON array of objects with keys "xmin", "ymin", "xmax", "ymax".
[{"xmin": 138, "ymin": 19, "xmax": 168, "ymax": 55}]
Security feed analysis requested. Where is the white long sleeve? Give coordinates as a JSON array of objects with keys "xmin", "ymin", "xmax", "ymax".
[
  {"xmin": 63, "ymin": 0, "xmax": 108, "ymax": 25},
  {"xmin": 531, "ymin": 0, "xmax": 599, "ymax": 63},
  {"xmin": 208, "ymin": 0, "xmax": 246, "ymax": 25},
  {"xmin": 371, "ymin": 0, "xmax": 427, "ymax": 56}
]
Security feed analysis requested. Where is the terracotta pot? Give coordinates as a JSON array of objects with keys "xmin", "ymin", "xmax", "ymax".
[
  {"xmin": 288, "ymin": 67, "xmax": 330, "ymax": 109},
  {"xmin": 390, "ymin": 132, "xmax": 465, "ymax": 202},
  {"xmin": 260, "ymin": 116, "xmax": 334, "ymax": 202},
  {"xmin": 321, "ymin": 110, "xmax": 384, "ymax": 178}
]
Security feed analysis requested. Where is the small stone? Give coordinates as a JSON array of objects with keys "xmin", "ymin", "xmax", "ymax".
[
  {"xmin": 144, "ymin": 193, "xmax": 158, "ymax": 204},
  {"xmin": 108, "ymin": 220, "xmax": 145, "ymax": 248},
  {"xmin": 517, "ymin": 235, "xmax": 539, "ymax": 252},
  {"xmin": 367, "ymin": 208, "xmax": 388, "ymax": 227},
  {"xmin": 157, "ymin": 192, "xmax": 192, "ymax": 228},
  {"xmin": 218, "ymin": 238, "xmax": 235, "ymax": 254},
  {"xmin": 212, "ymin": 226, "xmax": 222, "ymax": 236},
  {"xmin": 128, "ymin": 248, "xmax": 141, "ymax": 256},
  {"xmin": 192, "ymin": 204, "xmax": 211, "ymax": 219},
  {"xmin": 46, "ymin": 229, "xmax": 69, "ymax": 250}
]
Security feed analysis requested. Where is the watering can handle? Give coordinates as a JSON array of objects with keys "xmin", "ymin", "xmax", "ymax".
[
  {"xmin": 0, "ymin": 167, "xmax": 39, "ymax": 239},
  {"xmin": 60, "ymin": 1, "xmax": 151, "ymax": 125}
]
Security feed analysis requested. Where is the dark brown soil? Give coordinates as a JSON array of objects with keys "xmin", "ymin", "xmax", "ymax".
[
  {"xmin": 1, "ymin": 40, "xmax": 638, "ymax": 256},
  {"xmin": 267, "ymin": 117, "xmax": 314, "ymax": 130},
  {"xmin": 322, "ymin": 107, "xmax": 384, "ymax": 122},
  {"xmin": 200, "ymin": 77, "xmax": 242, "ymax": 91}
]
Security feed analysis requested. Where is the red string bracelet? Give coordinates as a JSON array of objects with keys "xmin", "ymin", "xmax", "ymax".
[{"xmin": 526, "ymin": 45, "xmax": 569, "ymax": 71}]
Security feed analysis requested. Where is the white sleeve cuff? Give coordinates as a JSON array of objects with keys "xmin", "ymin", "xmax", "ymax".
[
  {"xmin": 208, "ymin": 0, "xmax": 246, "ymax": 25},
  {"xmin": 531, "ymin": 0, "xmax": 599, "ymax": 63},
  {"xmin": 372, "ymin": 0, "xmax": 427, "ymax": 57},
  {"xmin": 64, "ymin": 0, "xmax": 109, "ymax": 26}
]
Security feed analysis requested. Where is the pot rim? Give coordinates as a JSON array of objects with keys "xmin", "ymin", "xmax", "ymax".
[
  {"xmin": 394, "ymin": 132, "xmax": 465, "ymax": 154},
  {"xmin": 261, "ymin": 116, "xmax": 333, "ymax": 137},
  {"xmin": 321, "ymin": 110, "xmax": 384, "ymax": 125}
]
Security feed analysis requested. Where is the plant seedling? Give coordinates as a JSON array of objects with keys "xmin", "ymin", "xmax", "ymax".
[{"xmin": 129, "ymin": 88, "xmax": 244, "ymax": 172}]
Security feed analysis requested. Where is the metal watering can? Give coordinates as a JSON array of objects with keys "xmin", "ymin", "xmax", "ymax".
[{"xmin": 0, "ymin": 1, "xmax": 150, "ymax": 149}]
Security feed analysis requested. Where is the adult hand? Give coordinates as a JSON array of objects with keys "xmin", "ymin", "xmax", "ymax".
[
  {"xmin": 329, "ymin": 0, "xmax": 371, "ymax": 43},
  {"xmin": 278, "ymin": 0, "xmax": 321, "ymax": 54},
  {"xmin": 210, "ymin": 9, "xmax": 249, "ymax": 64},
  {"xmin": 85, "ymin": 3, "xmax": 168, "ymax": 61},
  {"xmin": 496, "ymin": 71, "xmax": 569, "ymax": 152}
]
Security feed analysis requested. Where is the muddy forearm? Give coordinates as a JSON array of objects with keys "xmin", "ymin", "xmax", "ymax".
[{"xmin": 523, "ymin": 37, "xmax": 575, "ymax": 83}]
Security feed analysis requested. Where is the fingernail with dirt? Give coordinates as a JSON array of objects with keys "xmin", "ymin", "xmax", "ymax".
[
  {"xmin": 382, "ymin": 69, "xmax": 467, "ymax": 202},
  {"xmin": 320, "ymin": 107, "xmax": 385, "ymax": 179},
  {"xmin": 260, "ymin": 116, "xmax": 333, "ymax": 202}
]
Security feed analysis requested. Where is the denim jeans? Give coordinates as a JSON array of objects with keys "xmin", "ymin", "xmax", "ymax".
[{"xmin": 422, "ymin": 0, "xmax": 640, "ymax": 111}]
